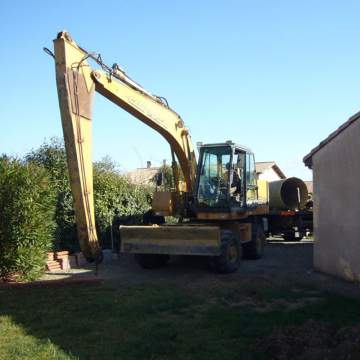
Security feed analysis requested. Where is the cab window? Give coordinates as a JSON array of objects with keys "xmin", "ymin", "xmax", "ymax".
[{"xmin": 246, "ymin": 153, "xmax": 256, "ymax": 185}]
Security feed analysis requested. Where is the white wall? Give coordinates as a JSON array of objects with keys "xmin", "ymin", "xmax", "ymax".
[
  {"xmin": 258, "ymin": 168, "xmax": 282, "ymax": 182},
  {"xmin": 312, "ymin": 120, "xmax": 360, "ymax": 282}
]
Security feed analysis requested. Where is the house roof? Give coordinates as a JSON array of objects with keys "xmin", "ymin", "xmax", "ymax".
[
  {"xmin": 125, "ymin": 167, "xmax": 159, "ymax": 185},
  {"xmin": 304, "ymin": 111, "xmax": 360, "ymax": 169},
  {"xmin": 255, "ymin": 161, "xmax": 286, "ymax": 179}
]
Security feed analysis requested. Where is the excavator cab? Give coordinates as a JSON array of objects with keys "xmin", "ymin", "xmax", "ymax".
[{"xmin": 195, "ymin": 142, "xmax": 258, "ymax": 212}]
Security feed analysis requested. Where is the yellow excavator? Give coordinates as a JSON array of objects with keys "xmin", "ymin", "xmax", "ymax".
[{"xmin": 50, "ymin": 31, "xmax": 307, "ymax": 273}]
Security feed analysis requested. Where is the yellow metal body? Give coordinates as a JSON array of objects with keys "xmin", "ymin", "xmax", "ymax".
[
  {"xmin": 52, "ymin": 31, "xmax": 273, "ymax": 262},
  {"xmin": 152, "ymin": 191, "xmax": 186, "ymax": 217},
  {"xmin": 257, "ymin": 179, "xmax": 269, "ymax": 204},
  {"xmin": 121, "ymin": 225, "xmax": 221, "ymax": 255},
  {"xmin": 53, "ymin": 31, "xmax": 196, "ymax": 260}
]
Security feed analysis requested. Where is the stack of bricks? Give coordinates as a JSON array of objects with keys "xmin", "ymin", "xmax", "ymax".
[
  {"xmin": 46, "ymin": 252, "xmax": 62, "ymax": 272},
  {"xmin": 46, "ymin": 251, "xmax": 70, "ymax": 272},
  {"xmin": 55, "ymin": 251, "xmax": 70, "ymax": 271},
  {"xmin": 45, "ymin": 251, "xmax": 89, "ymax": 272}
]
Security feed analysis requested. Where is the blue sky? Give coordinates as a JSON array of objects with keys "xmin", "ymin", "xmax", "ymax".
[{"xmin": 1, "ymin": 0, "xmax": 360, "ymax": 180}]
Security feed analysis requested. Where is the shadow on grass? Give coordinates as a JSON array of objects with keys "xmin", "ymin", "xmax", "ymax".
[{"xmin": 1, "ymin": 275, "xmax": 360, "ymax": 360}]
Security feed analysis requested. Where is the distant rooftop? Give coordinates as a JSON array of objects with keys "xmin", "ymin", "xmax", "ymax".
[{"xmin": 255, "ymin": 161, "xmax": 286, "ymax": 179}]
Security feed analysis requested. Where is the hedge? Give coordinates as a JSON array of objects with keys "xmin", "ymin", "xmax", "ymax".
[
  {"xmin": 26, "ymin": 138, "xmax": 152, "ymax": 252},
  {"xmin": 0, "ymin": 139, "xmax": 155, "ymax": 280},
  {"xmin": 0, "ymin": 156, "xmax": 55, "ymax": 281}
]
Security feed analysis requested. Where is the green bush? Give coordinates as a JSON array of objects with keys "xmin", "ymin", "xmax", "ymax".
[
  {"xmin": 93, "ymin": 158, "xmax": 152, "ymax": 249},
  {"xmin": 26, "ymin": 138, "xmax": 77, "ymax": 252},
  {"xmin": 0, "ymin": 156, "xmax": 55, "ymax": 281},
  {"xmin": 26, "ymin": 139, "xmax": 153, "ymax": 251}
]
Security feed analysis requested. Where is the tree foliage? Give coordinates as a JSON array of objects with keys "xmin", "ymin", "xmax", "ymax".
[
  {"xmin": 26, "ymin": 138, "xmax": 152, "ymax": 251},
  {"xmin": 0, "ymin": 157, "xmax": 55, "ymax": 281},
  {"xmin": 93, "ymin": 157, "xmax": 152, "ymax": 248},
  {"xmin": 26, "ymin": 138, "xmax": 76, "ymax": 251},
  {"xmin": 0, "ymin": 138, "xmax": 155, "ymax": 280}
]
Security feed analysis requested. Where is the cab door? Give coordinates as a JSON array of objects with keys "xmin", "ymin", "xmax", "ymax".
[
  {"xmin": 246, "ymin": 152, "xmax": 258, "ymax": 206},
  {"xmin": 229, "ymin": 150, "xmax": 245, "ymax": 208}
]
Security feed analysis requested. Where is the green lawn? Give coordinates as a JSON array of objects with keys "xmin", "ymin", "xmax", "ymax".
[{"xmin": 0, "ymin": 280, "xmax": 359, "ymax": 360}]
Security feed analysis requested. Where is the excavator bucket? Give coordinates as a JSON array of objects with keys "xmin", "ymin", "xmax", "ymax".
[{"xmin": 53, "ymin": 31, "xmax": 101, "ymax": 262}]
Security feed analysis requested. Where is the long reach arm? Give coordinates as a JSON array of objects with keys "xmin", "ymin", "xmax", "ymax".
[{"xmin": 53, "ymin": 31, "xmax": 196, "ymax": 261}]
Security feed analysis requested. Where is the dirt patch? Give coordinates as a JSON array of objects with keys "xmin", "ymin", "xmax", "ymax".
[
  {"xmin": 255, "ymin": 320, "xmax": 360, "ymax": 360},
  {"xmin": 216, "ymin": 284, "xmax": 323, "ymax": 313}
]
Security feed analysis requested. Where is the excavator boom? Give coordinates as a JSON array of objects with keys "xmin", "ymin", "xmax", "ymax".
[{"xmin": 53, "ymin": 31, "xmax": 196, "ymax": 260}]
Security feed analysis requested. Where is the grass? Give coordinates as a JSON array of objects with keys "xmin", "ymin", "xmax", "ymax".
[{"xmin": 0, "ymin": 280, "xmax": 359, "ymax": 360}]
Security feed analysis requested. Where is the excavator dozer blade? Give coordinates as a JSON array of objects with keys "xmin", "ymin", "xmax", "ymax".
[{"xmin": 120, "ymin": 225, "xmax": 221, "ymax": 256}]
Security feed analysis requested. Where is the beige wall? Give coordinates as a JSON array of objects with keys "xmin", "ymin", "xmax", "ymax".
[
  {"xmin": 312, "ymin": 120, "xmax": 360, "ymax": 282},
  {"xmin": 258, "ymin": 168, "xmax": 282, "ymax": 182}
]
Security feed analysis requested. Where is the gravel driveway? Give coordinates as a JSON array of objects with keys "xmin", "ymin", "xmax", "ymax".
[{"xmin": 40, "ymin": 238, "xmax": 360, "ymax": 297}]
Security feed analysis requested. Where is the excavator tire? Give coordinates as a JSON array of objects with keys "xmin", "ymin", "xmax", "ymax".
[
  {"xmin": 134, "ymin": 254, "xmax": 170, "ymax": 269},
  {"xmin": 208, "ymin": 230, "xmax": 241, "ymax": 274},
  {"xmin": 242, "ymin": 222, "xmax": 265, "ymax": 260}
]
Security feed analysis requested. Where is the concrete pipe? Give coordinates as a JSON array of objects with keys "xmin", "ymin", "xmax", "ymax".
[{"xmin": 269, "ymin": 177, "xmax": 308, "ymax": 210}]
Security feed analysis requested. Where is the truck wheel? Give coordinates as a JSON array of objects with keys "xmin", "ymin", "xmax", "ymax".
[
  {"xmin": 208, "ymin": 230, "xmax": 242, "ymax": 273},
  {"xmin": 243, "ymin": 223, "xmax": 265, "ymax": 260},
  {"xmin": 134, "ymin": 254, "xmax": 170, "ymax": 269}
]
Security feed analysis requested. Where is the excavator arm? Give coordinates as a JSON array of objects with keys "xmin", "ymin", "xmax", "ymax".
[{"xmin": 53, "ymin": 31, "xmax": 197, "ymax": 261}]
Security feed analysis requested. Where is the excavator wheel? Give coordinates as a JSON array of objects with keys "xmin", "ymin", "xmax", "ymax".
[
  {"xmin": 243, "ymin": 222, "xmax": 266, "ymax": 260},
  {"xmin": 208, "ymin": 230, "xmax": 241, "ymax": 274},
  {"xmin": 134, "ymin": 254, "xmax": 170, "ymax": 269}
]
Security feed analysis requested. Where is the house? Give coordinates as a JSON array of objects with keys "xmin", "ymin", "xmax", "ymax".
[
  {"xmin": 304, "ymin": 111, "xmax": 360, "ymax": 282},
  {"xmin": 255, "ymin": 162, "xmax": 286, "ymax": 181},
  {"xmin": 125, "ymin": 161, "xmax": 159, "ymax": 186}
]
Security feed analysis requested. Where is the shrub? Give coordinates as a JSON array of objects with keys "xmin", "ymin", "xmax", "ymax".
[
  {"xmin": 26, "ymin": 138, "xmax": 77, "ymax": 252},
  {"xmin": 26, "ymin": 139, "xmax": 153, "ymax": 251},
  {"xmin": 0, "ymin": 156, "xmax": 55, "ymax": 281},
  {"xmin": 93, "ymin": 158, "xmax": 152, "ymax": 249}
]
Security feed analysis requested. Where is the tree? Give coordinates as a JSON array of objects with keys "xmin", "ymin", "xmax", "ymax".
[
  {"xmin": 26, "ymin": 138, "xmax": 77, "ymax": 251},
  {"xmin": 0, "ymin": 157, "xmax": 55, "ymax": 281}
]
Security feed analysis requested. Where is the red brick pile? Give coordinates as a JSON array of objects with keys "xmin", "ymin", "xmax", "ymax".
[
  {"xmin": 46, "ymin": 252, "xmax": 62, "ymax": 272},
  {"xmin": 56, "ymin": 251, "xmax": 71, "ymax": 271},
  {"xmin": 46, "ymin": 251, "xmax": 87, "ymax": 272}
]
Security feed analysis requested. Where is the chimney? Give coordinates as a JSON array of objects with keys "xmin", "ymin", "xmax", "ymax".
[
  {"xmin": 163, "ymin": 159, "xmax": 167, "ymax": 167},
  {"xmin": 146, "ymin": 161, "xmax": 151, "ymax": 169}
]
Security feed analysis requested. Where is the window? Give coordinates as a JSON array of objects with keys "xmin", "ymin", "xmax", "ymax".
[
  {"xmin": 246, "ymin": 153, "xmax": 256, "ymax": 186},
  {"xmin": 197, "ymin": 146, "xmax": 232, "ymax": 208}
]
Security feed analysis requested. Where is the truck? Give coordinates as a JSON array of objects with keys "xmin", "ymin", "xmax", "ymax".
[
  {"xmin": 49, "ymin": 31, "xmax": 310, "ymax": 273},
  {"xmin": 264, "ymin": 178, "xmax": 313, "ymax": 241}
]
